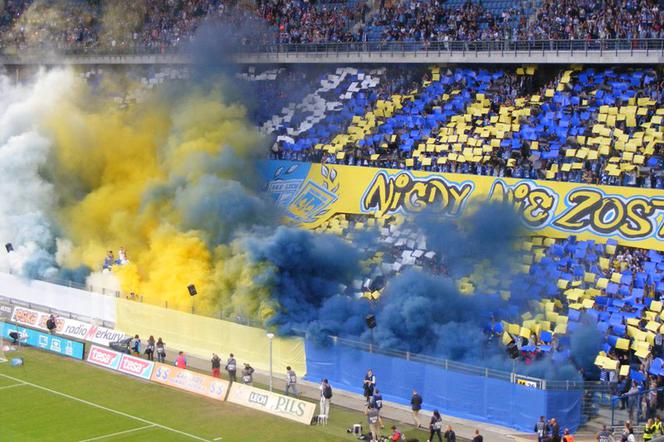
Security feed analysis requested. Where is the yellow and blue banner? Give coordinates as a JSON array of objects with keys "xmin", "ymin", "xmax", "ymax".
[{"xmin": 263, "ymin": 160, "xmax": 664, "ymax": 251}]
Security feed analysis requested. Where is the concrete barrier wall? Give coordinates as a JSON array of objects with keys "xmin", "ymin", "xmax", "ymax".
[{"xmin": 0, "ymin": 273, "xmax": 116, "ymax": 323}]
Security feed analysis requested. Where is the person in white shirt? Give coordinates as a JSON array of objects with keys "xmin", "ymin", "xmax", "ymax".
[{"xmin": 117, "ymin": 247, "xmax": 128, "ymax": 265}]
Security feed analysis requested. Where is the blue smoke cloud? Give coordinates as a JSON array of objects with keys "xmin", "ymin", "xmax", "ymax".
[
  {"xmin": 174, "ymin": 174, "xmax": 275, "ymax": 247},
  {"xmin": 242, "ymin": 226, "xmax": 365, "ymax": 335},
  {"xmin": 418, "ymin": 202, "xmax": 523, "ymax": 278},
  {"xmin": 306, "ymin": 294, "xmax": 372, "ymax": 345},
  {"xmin": 369, "ymin": 269, "xmax": 501, "ymax": 355},
  {"xmin": 239, "ymin": 200, "xmax": 593, "ymax": 380},
  {"xmin": 55, "ymin": 265, "xmax": 91, "ymax": 285},
  {"xmin": 569, "ymin": 317, "xmax": 604, "ymax": 377}
]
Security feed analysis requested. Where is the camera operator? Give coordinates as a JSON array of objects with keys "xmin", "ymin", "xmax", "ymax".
[
  {"xmin": 242, "ymin": 363, "xmax": 255, "ymax": 385},
  {"xmin": 46, "ymin": 314, "xmax": 57, "ymax": 334},
  {"xmin": 226, "ymin": 353, "xmax": 237, "ymax": 383},
  {"xmin": 9, "ymin": 330, "xmax": 20, "ymax": 345},
  {"xmin": 364, "ymin": 403, "xmax": 380, "ymax": 442}
]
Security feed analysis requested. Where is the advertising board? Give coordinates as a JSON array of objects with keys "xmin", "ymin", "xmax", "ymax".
[
  {"xmin": 1, "ymin": 321, "xmax": 84, "ymax": 360},
  {"xmin": 226, "ymin": 383, "xmax": 316, "ymax": 424},
  {"xmin": 150, "ymin": 363, "xmax": 229, "ymax": 401},
  {"xmin": 11, "ymin": 306, "xmax": 128, "ymax": 346},
  {"xmin": 87, "ymin": 344, "xmax": 154, "ymax": 380}
]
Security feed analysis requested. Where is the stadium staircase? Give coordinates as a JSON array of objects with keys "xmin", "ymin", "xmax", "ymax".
[{"xmin": 576, "ymin": 381, "xmax": 651, "ymax": 439}]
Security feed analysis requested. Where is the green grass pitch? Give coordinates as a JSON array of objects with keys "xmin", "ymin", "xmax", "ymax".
[{"xmin": 0, "ymin": 347, "xmax": 447, "ymax": 441}]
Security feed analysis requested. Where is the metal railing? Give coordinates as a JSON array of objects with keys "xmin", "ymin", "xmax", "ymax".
[
  {"xmin": 332, "ymin": 335, "xmax": 586, "ymax": 390},
  {"xmin": 247, "ymin": 38, "xmax": 664, "ymax": 55},
  {"xmin": 610, "ymin": 386, "xmax": 664, "ymax": 426},
  {"xmin": 1, "ymin": 38, "xmax": 662, "ymax": 58}
]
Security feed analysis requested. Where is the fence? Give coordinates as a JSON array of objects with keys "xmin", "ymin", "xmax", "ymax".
[
  {"xmin": 610, "ymin": 387, "xmax": 664, "ymax": 427},
  {"xmin": 248, "ymin": 39, "xmax": 664, "ymax": 55},
  {"xmin": 1, "ymin": 38, "xmax": 662, "ymax": 57},
  {"xmin": 304, "ymin": 337, "xmax": 584, "ymax": 432},
  {"xmin": 21, "ymin": 270, "xmax": 587, "ymax": 391},
  {"xmin": 332, "ymin": 336, "xmax": 584, "ymax": 390}
]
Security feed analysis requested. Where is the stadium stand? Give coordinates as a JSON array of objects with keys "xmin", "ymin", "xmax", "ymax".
[
  {"xmin": 362, "ymin": 0, "xmax": 663, "ymax": 42},
  {"xmin": 260, "ymin": 65, "xmax": 664, "ymax": 188},
  {"xmin": 310, "ymin": 209, "xmax": 664, "ymax": 411},
  {"xmin": 241, "ymin": 60, "xmax": 664, "ymax": 422},
  {"xmin": 0, "ymin": 0, "xmax": 660, "ymax": 52},
  {"xmin": 63, "ymin": 62, "xmax": 663, "ymax": 429},
  {"xmin": 0, "ymin": 0, "xmax": 659, "ymax": 432}
]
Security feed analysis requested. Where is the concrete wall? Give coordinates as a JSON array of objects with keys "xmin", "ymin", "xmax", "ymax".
[{"xmin": 0, "ymin": 272, "xmax": 116, "ymax": 323}]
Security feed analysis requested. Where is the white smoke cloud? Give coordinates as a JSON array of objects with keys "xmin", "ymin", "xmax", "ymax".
[
  {"xmin": 85, "ymin": 270, "xmax": 122, "ymax": 295},
  {"xmin": 0, "ymin": 69, "xmax": 74, "ymax": 278}
]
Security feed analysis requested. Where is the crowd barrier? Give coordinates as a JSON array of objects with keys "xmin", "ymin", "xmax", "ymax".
[
  {"xmin": 87, "ymin": 343, "xmax": 314, "ymax": 425},
  {"xmin": 0, "ymin": 275, "xmax": 307, "ymax": 375},
  {"xmin": 1, "ymin": 321, "xmax": 85, "ymax": 360},
  {"xmin": 303, "ymin": 339, "xmax": 583, "ymax": 432},
  {"xmin": 0, "ymin": 274, "xmax": 585, "ymax": 432},
  {"xmin": 115, "ymin": 298, "xmax": 307, "ymax": 374}
]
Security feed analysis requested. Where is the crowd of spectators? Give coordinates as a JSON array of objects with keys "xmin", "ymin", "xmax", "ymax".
[
  {"xmin": 362, "ymin": 0, "xmax": 529, "ymax": 42},
  {"xmin": 0, "ymin": 0, "xmax": 661, "ymax": 53},
  {"xmin": 258, "ymin": 0, "xmax": 367, "ymax": 44},
  {"xmin": 365, "ymin": 0, "xmax": 663, "ymax": 43},
  {"xmin": 528, "ymin": 0, "xmax": 663, "ymax": 41},
  {"xmin": 0, "ymin": 0, "xmax": 242, "ymax": 53},
  {"xmin": 267, "ymin": 65, "xmax": 663, "ymax": 189},
  {"xmin": 484, "ymin": 236, "xmax": 664, "ymax": 425}
]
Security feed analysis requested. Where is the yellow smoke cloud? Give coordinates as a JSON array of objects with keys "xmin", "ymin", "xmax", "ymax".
[
  {"xmin": 211, "ymin": 244, "xmax": 277, "ymax": 322},
  {"xmin": 42, "ymin": 68, "xmax": 267, "ymax": 314}
]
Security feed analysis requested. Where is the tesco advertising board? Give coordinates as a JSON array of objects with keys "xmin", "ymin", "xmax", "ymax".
[
  {"xmin": 86, "ymin": 344, "xmax": 154, "ymax": 380},
  {"xmin": 86, "ymin": 344, "xmax": 122, "ymax": 370},
  {"xmin": 117, "ymin": 354, "xmax": 154, "ymax": 380}
]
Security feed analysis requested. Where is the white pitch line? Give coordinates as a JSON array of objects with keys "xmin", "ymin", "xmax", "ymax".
[
  {"xmin": 0, "ymin": 383, "xmax": 25, "ymax": 390},
  {"xmin": 0, "ymin": 373, "xmax": 211, "ymax": 442},
  {"xmin": 77, "ymin": 425, "xmax": 155, "ymax": 442}
]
